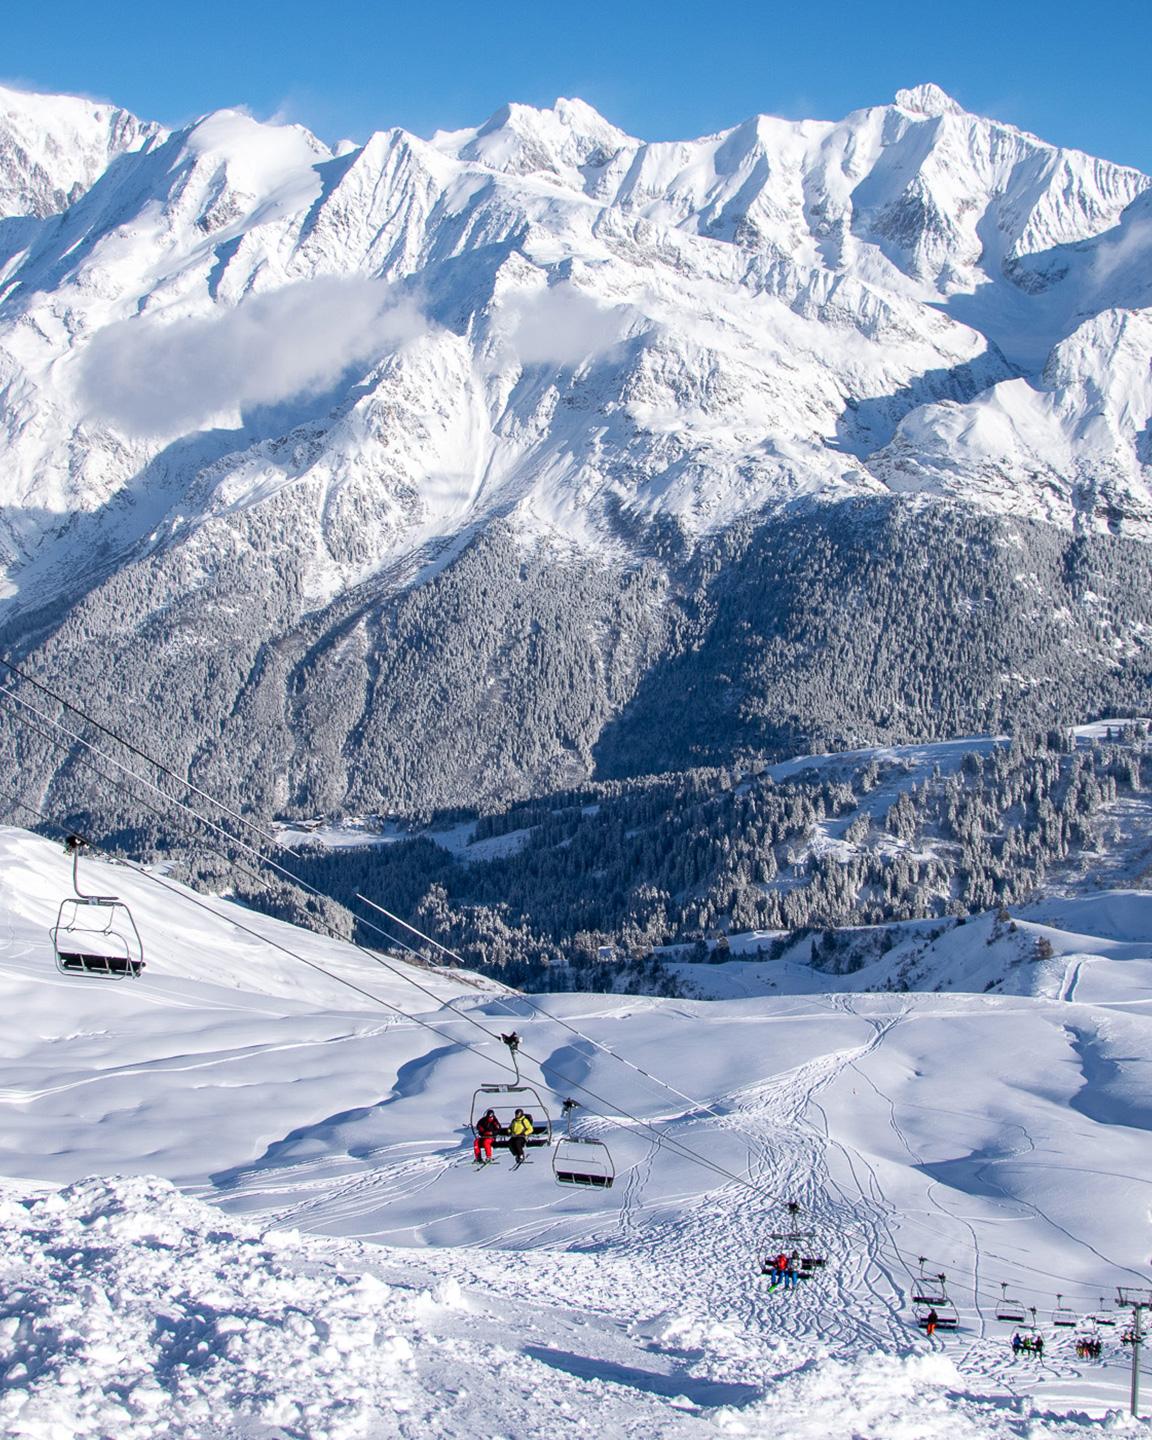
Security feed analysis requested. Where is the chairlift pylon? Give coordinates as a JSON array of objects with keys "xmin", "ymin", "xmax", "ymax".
[
  {"xmin": 50, "ymin": 836, "xmax": 144, "ymax": 979},
  {"xmin": 552, "ymin": 1098, "xmax": 615, "ymax": 1189},
  {"xmin": 469, "ymin": 1031, "xmax": 552, "ymax": 1150}
]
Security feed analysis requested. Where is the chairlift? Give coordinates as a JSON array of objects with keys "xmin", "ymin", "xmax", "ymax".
[
  {"xmin": 1092, "ymin": 1297, "xmax": 1117, "ymax": 1328},
  {"xmin": 552, "ymin": 1099, "xmax": 615, "ymax": 1189},
  {"xmin": 50, "ymin": 836, "xmax": 144, "ymax": 979},
  {"xmin": 913, "ymin": 1297, "xmax": 959, "ymax": 1331},
  {"xmin": 1052, "ymin": 1293, "xmax": 1078, "ymax": 1328},
  {"xmin": 911, "ymin": 1259, "xmax": 949, "ymax": 1307},
  {"xmin": 995, "ymin": 1282, "xmax": 1028, "ymax": 1325},
  {"xmin": 469, "ymin": 1032, "xmax": 552, "ymax": 1150},
  {"xmin": 763, "ymin": 1201, "xmax": 826, "ymax": 1277}
]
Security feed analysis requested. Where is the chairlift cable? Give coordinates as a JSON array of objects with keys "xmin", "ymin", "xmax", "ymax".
[
  {"xmin": 0, "ymin": 718, "xmax": 769, "ymax": 1199},
  {"xmin": 0, "ymin": 671, "xmax": 771, "ymax": 1195},
  {"xmin": 2, "ymin": 663, "xmax": 771, "ymax": 1157},
  {"xmin": 883, "ymin": 1211, "xmax": 1145, "ymax": 1304},
  {"xmin": 0, "ymin": 654, "xmax": 281, "ymax": 845},
  {"xmin": 1, "ymin": 655, "xmax": 773, "ymax": 1149},
  {"xmin": 357, "ymin": 890, "xmax": 771, "ymax": 1135},
  {"xmin": 0, "ymin": 683, "xmax": 446, "ymax": 976}
]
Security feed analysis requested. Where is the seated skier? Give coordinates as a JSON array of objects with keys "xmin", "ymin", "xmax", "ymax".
[
  {"xmin": 508, "ymin": 1107, "xmax": 534, "ymax": 1167},
  {"xmin": 474, "ymin": 1107, "xmax": 501, "ymax": 1163}
]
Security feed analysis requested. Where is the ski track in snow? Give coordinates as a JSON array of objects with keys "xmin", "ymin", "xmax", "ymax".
[{"xmin": 2, "ymin": 826, "xmax": 1152, "ymax": 1435}]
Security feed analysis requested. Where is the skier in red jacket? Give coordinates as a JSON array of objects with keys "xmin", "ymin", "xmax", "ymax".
[{"xmin": 473, "ymin": 1109, "xmax": 501, "ymax": 1163}]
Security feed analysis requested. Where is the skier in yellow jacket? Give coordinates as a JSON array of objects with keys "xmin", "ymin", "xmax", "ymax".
[{"xmin": 508, "ymin": 1108, "xmax": 534, "ymax": 1168}]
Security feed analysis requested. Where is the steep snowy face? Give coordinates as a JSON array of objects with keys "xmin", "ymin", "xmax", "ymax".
[
  {"xmin": 0, "ymin": 84, "xmax": 163, "ymax": 221},
  {"xmin": 0, "ymin": 83, "xmax": 1150, "ymax": 625},
  {"xmin": 873, "ymin": 307, "xmax": 1152, "ymax": 528}
]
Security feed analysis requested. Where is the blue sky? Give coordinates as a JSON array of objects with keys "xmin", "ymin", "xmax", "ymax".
[{"xmin": 4, "ymin": 0, "xmax": 1150, "ymax": 172}]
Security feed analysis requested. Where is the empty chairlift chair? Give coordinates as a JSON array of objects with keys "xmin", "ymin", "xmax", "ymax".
[
  {"xmin": 996, "ymin": 1282, "xmax": 1029, "ymax": 1325},
  {"xmin": 51, "ymin": 835, "xmax": 145, "ymax": 979},
  {"xmin": 912, "ymin": 1259, "xmax": 949, "ymax": 1307},
  {"xmin": 470, "ymin": 1032, "xmax": 552, "ymax": 1151},
  {"xmin": 1092, "ymin": 1298, "xmax": 1117, "ymax": 1329},
  {"xmin": 553, "ymin": 1099, "xmax": 615, "ymax": 1189},
  {"xmin": 1052, "ymin": 1293, "xmax": 1078, "ymax": 1328}
]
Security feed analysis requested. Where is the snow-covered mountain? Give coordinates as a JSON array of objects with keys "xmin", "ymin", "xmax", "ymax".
[
  {"xmin": 0, "ymin": 84, "xmax": 162, "ymax": 224},
  {"xmin": 1, "ymin": 83, "xmax": 1151, "ymax": 816}
]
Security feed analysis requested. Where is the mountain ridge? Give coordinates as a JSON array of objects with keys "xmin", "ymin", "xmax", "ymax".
[{"xmin": 0, "ymin": 82, "xmax": 1150, "ymax": 819}]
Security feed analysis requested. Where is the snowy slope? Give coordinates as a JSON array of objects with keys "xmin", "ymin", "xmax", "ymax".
[{"xmin": 3, "ymin": 824, "xmax": 1152, "ymax": 1433}]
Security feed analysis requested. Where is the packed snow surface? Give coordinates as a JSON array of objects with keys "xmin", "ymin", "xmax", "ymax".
[{"xmin": 2, "ymin": 825, "xmax": 1152, "ymax": 1435}]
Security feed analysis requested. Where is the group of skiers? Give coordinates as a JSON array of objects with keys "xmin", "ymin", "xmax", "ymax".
[
  {"xmin": 1074, "ymin": 1336, "xmax": 1103, "ymax": 1360},
  {"xmin": 472, "ymin": 1106, "xmax": 535, "ymax": 1166},
  {"xmin": 1011, "ymin": 1332, "xmax": 1045, "ymax": 1358}
]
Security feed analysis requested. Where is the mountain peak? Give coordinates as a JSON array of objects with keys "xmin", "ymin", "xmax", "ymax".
[
  {"xmin": 0, "ymin": 83, "xmax": 163, "ymax": 220},
  {"xmin": 893, "ymin": 83, "xmax": 964, "ymax": 118},
  {"xmin": 450, "ymin": 97, "xmax": 633, "ymax": 180}
]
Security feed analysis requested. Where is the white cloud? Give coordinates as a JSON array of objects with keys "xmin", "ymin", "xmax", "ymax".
[
  {"xmin": 1092, "ymin": 215, "xmax": 1152, "ymax": 285},
  {"xmin": 501, "ymin": 282, "xmax": 628, "ymax": 368},
  {"xmin": 78, "ymin": 278, "xmax": 428, "ymax": 437}
]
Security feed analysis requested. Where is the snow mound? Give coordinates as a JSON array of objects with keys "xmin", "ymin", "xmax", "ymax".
[
  {"xmin": 0, "ymin": 1175, "xmax": 1138, "ymax": 1439},
  {"xmin": 0, "ymin": 1176, "xmax": 414, "ymax": 1440},
  {"xmin": 718, "ymin": 1350, "xmax": 1121, "ymax": 1438}
]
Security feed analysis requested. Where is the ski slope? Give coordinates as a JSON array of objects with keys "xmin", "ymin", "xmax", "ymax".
[{"xmin": 2, "ymin": 825, "xmax": 1152, "ymax": 1436}]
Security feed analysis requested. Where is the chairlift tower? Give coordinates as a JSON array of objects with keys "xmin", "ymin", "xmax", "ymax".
[{"xmin": 1117, "ymin": 1288, "xmax": 1152, "ymax": 1417}]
